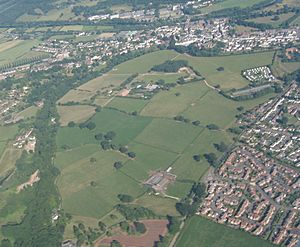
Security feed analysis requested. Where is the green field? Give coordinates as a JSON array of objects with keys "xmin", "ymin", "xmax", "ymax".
[
  {"xmin": 175, "ymin": 52, "xmax": 274, "ymax": 90},
  {"xmin": 248, "ymin": 13, "xmax": 295, "ymax": 27},
  {"xmin": 56, "ymin": 149, "xmax": 144, "ymax": 218},
  {"xmin": 182, "ymin": 88, "xmax": 276, "ymax": 128},
  {"xmin": 140, "ymin": 81, "xmax": 209, "ymax": 118},
  {"xmin": 0, "ymin": 39, "xmax": 41, "ymax": 66},
  {"xmin": 110, "ymin": 50, "xmax": 179, "ymax": 74},
  {"xmin": 134, "ymin": 118, "xmax": 202, "ymax": 154},
  {"xmin": 121, "ymin": 142, "xmax": 178, "ymax": 181},
  {"xmin": 201, "ymin": 0, "xmax": 268, "ymax": 14},
  {"xmin": 176, "ymin": 217, "xmax": 275, "ymax": 247},
  {"xmin": 57, "ymin": 105, "xmax": 96, "ymax": 126},
  {"xmin": 106, "ymin": 97, "xmax": 149, "ymax": 113}
]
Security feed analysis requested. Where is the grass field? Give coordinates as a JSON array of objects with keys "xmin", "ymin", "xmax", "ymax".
[
  {"xmin": 90, "ymin": 108, "xmax": 152, "ymax": 146},
  {"xmin": 134, "ymin": 118, "xmax": 202, "ymax": 154},
  {"xmin": 106, "ymin": 97, "xmax": 149, "ymax": 113},
  {"xmin": 0, "ymin": 146, "xmax": 22, "ymax": 176},
  {"xmin": 171, "ymin": 129, "xmax": 232, "ymax": 182},
  {"xmin": 175, "ymin": 52, "xmax": 274, "ymax": 90},
  {"xmin": 182, "ymin": 88, "xmax": 276, "ymax": 128},
  {"xmin": 78, "ymin": 74, "xmax": 130, "ymax": 92},
  {"xmin": 176, "ymin": 216, "xmax": 275, "ymax": 247},
  {"xmin": 0, "ymin": 39, "xmax": 40, "ymax": 66},
  {"xmin": 110, "ymin": 50, "xmax": 179, "ymax": 74},
  {"xmin": 201, "ymin": 0, "xmax": 267, "ymax": 13},
  {"xmin": 56, "ymin": 149, "xmax": 144, "ymax": 218},
  {"xmin": 121, "ymin": 142, "xmax": 178, "ymax": 181},
  {"xmin": 248, "ymin": 13, "xmax": 295, "ymax": 27},
  {"xmin": 135, "ymin": 194, "xmax": 179, "ymax": 216},
  {"xmin": 57, "ymin": 105, "xmax": 96, "ymax": 126},
  {"xmin": 140, "ymin": 82, "xmax": 209, "ymax": 118},
  {"xmin": 15, "ymin": 106, "xmax": 38, "ymax": 120},
  {"xmin": 58, "ymin": 89, "xmax": 95, "ymax": 104}
]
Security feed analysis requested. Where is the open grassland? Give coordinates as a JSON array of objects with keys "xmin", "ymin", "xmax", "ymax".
[
  {"xmin": 56, "ymin": 149, "xmax": 144, "ymax": 218},
  {"xmin": 78, "ymin": 74, "xmax": 130, "ymax": 92},
  {"xmin": 58, "ymin": 89, "xmax": 95, "ymax": 104},
  {"xmin": 121, "ymin": 142, "xmax": 178, "ymax": 181},
  {"xmin": 291, "ymin": 16, "xmax": 300, "ymax": 25},
  {"xmin": 93, "ymin": 96, "xmax": 111, "ymax": 106},
  {"xmin": 167, "ymin": 181, "xmax": 195, "ymax": 199},
  {"xmin": 248, "ymin": 13, "xmax": 295, "ymax": 27},
  {"xmin": 110, "ymin": 50, "xmax": 179, "ymax": 74},
  {"xmin": 106, "ymin": 97, "xmax": 149, "ymax": 113},
  {"xmin": 175, "ymin": 52, "xmax": 274, "ymax": 90},
  {"xmin": 57, "ymin": 105, "xmax": 96, "ymax": 126},
  {"xmin": 0, "ymin": 125, "xmax": 18, "ymax": 142},
  {"xmin": 135, "ymin": 194, "xmax": 179, "ymax": 216},
  {"xmin": 272, "ymin": 56, "xmax": 300, "ymax": 77},
  {"xmin": 140, "ymin": 82, "xmax": 209, "ymax": 118},
  {"xmin": 134, "ymin": 72, "xmax": 186, "ymax": 84},
  {"xmin": 182, "ymin": 89, "xmax": 276, "ymax": 128},
  {"xmin": 171, "ymin": 129, "xmax": 232, "ymax": 182},
  {"xmin": 176, "ymin": 216, "xmax": 275, "ymax": 247},
  {"xmin": 56, "ymin": 129, "xmax": 98, "ymax": 151},
  {"xmin": 134, "ymin": 118, "xmax": 202, "ymax": 154},
  {"xmin": 201, "ymin": 0, "xmax": 266, "ymax": 13},
  {"xmin": 56, "ymin": 108, "xmax": 152, "ymax": 150},
  {"xmin": 15, "ymin": 106, "xmax": 38, "ymax": 120},
  {"xmin": 0, "ymin": 146, "xmax": 22, "ymax": 177},
  {"xmin": 0, "ymin": 39, "xmax": 40, "ymax": 66},
  {"xmin": 90, "ymin": 109, "xmax": 152, "ymax": 145}
]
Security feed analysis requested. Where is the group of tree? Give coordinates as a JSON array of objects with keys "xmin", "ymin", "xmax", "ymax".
[
  {"xmin": 175, "ymin": 182, "xmax": 206, "ymax": 217},
  {"xmin": 151, "ymin": 60, "xmax": 188, "ymax": 73},
  {"xmin": 115, "ymin": 204, "xmax": 155, "ymax": 221}
]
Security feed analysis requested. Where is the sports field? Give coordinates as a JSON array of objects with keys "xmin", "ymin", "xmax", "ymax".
[{"xmin": 176, "ymin": 217, "xmax": 275, "ymax": 247}]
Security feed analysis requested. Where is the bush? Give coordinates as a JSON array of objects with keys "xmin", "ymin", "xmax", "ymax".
[
  {"xmin": 114, "ymin": 161, "xmax": 123, "ymax": 169},
  {"xmin": 134, "ymin": 222, "xmax": 146, "ymax": 234},
  {"xmin": 95, "ymin": 133, "xmax": 103, "ymax": 141},
  {"xmin": 207, "ymin": 124, "xmax": 219, "ymax": 130},
  {"xmin": 104, "ymin": 131, "xmax": 116, "ymax": 140},
  {"xmin": 128, "ymin": 152, "xmax": 136, "ymax": 158},
  {"xmin": 193, "ymin": 155, "xmax": 201, "ymax": 162},
  {"xmin": 67, "ymin": 121, "xmax": 76, "ymax": 127},
  {"xmin": 118, "ymin": 194, "xmax": 134, "ymax": 203}
]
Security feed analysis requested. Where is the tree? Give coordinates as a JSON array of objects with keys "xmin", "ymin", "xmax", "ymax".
[
  {"xmin": 207, "ymin": 124, "xmax": 219, "ymax": 130},
  {"xmin": 90, "ymin": 181, "xmax": 97, "ymax": 187},
  {"xmin": 193, "ymin": 155, "xmax": 201, "ymax": 162},
  {"xmin": 118, "ymin": 194, "xmax": 134, "ymax": 203},
  {"xmin": 119, "ymin": 146, "xmax": 128, "ymax": 153},
  {"xmin": 95, "ymin": 133, "xmax": 103, "ymax": 141},
  {"xmin": 101, "ymin": 141, "xmax": 110, "ymax": 150},
  {"xmin": 214, "ymin": 142, "xmax": 228, "ymax": 152},
  {"xmin": 104, "ymin": 131, "xmax": 116, "ymax": 140},
  {"xmin": 86, "ymin": 122, "xmax": 96, "ymax": 130},
  {"xmin": 237, "ymin": 106, "xmax": 244, "ymax": 111},
  {"xmin": 67, "ymin": 121, "xmax": 76, "ymax": 127},
  {"xmin": 128, "ymin": 152, "xmax": 136, "ymax": 158},
  {"xmin": 204, "ymin": 153, "xmax": 218, "ymax": 167},
  {"xmin": 114, "ymin": 161, "xmax": 123, "ymax": 169},
  {"xmin": 217, "ymin": 67, "xmax": 224, "ymax": 71},
  {"xmin": 90, "ymin": 157, "xmax": 97, "ymax": 163},
  {"xmin": 98, "ymin": 221, "xmax": 106, "ymax": 232},
  {"xmin": 192, "ymin": 120, "xmax": 200, "ymax": 126},
  {"xmin": 111, "ymin": 240, "xmax": 122, "ymax": 247},
  {"xmin": 134, "ymin": 221, "xmax": 146, "ymax": 234}
]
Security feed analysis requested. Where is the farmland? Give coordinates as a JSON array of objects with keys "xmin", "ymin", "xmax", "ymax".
[
  {"xmin": 175, "ymin": 51, "xmax": 274, "ymax": 90},
  {"xmin": 53, "ymin": 49, "xmax": 282, "ymax": 243},
  {"xmin": 176, "ymin": 216, "xmax": 276, "ymax": 247}
]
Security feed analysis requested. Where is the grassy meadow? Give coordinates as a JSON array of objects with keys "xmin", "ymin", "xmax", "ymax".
[{"xmin": 176, "ymin": 217, "xmax": 276, "ymax": 247}]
